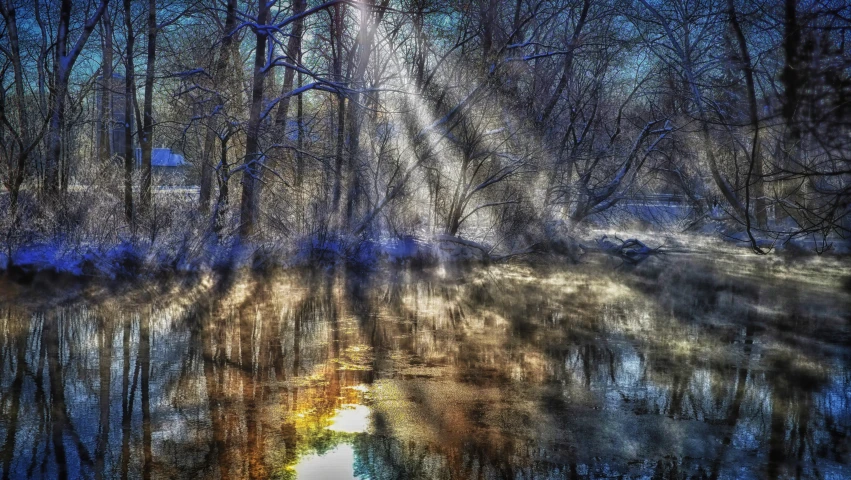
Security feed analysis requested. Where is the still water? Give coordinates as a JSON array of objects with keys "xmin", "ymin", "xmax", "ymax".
[{"xmin": 0, "ymin": 255, "xmax": 849, "ymax": 479}]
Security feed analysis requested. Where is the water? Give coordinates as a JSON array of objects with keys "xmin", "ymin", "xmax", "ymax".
[{"xmin": 0, "ymin": 255, "xmax": 849, "ymax": 479}]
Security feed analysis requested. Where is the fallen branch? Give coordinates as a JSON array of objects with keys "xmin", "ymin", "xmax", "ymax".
[
  {"xmin": 596, "ymin": 235, "xmax": 664, "ymax": 266},
  {"xmin": 433, "ymin": 234, "xmax": 490, "ymax": 253}
]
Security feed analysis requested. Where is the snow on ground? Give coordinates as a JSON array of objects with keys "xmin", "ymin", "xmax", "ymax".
[{"xmin": 2, "ymin": 212, "xmax": 848, "ymax": 280}]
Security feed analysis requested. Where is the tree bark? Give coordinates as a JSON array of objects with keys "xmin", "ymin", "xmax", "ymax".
[
  {"xmin": 778, "ymin": 0, "xmax": 801, "ymax": 221},
  {"xmin": 238, "ymin": 0, "xmax": 271, "ymax": 238},
  {"xmin": 212, "ymin": 131, "xmax": 232, "ymax": 238},
  {"xmin": 200, "ymin": 125, "xmax": 216, "ymax": 213},
  {"xmin": 123, "ymin": 0, "xmax": 135, "ymax": 227},
  {"xmin": 138, "ymin": 0, "xmax": 157, "ymax": 218},
  {"xmin": 295, "ymin": 52, "xmax": 306, "ymax": 231},
  {"xmin": 273, "ymin": 0, "xmax": 307, "ymax": 130},
  {"xmin": 98, "ymin": 12, "xmax": 114, "ymax": 164},
  {"xmin": 330, "ymin": 3, "xmax": 347, "ymax": 224},
  {"xmin": 481, "ymin": 0, "xmax": 498, "ymax": 63}
]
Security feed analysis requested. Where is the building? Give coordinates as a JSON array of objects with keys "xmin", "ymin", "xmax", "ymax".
[{"xmin": 135, "ymin": 148, "xmax": 191, "ymax": 185}]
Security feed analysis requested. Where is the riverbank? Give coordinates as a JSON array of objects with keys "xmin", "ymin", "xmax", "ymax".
[{"xmin": 2, "ymin": 227, "xmax": 849, "ymax": 283}]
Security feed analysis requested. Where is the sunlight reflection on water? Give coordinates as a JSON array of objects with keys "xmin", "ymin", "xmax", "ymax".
[
  {"xmin": 327, "ymin": 404, "xmax": 371, "ymax": 433},
  {"xmin": 293, "ymin": 443, "xmax": 359, "ymax": 480}
]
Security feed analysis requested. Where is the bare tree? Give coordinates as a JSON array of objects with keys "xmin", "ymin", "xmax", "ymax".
[
  {"xmin": 237, "ymin": 0, "xmax": 273, "ymax": 238},
  {"xmin": 138, "ymin": 0, "xmax": 158, "ymax": 218},
  {"xmin": 122, "ymin": 0, "xmax": 136, "ymax": 226},
  {"xmin": 45, "ymin": 0, "xmax": 111, "ymax": 194},
  {"xmin": 0, "ymin": 1, "xmax": 50, "ymax": 216}
]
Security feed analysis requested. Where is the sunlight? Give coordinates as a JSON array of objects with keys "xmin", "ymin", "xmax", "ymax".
[
  {"xmin": 326, "ymin": 403, "xmax": 371, "ymax": 433},
  {"xmin": 292, "ymin": 443, "xmax": 359, "ymax": 480}
]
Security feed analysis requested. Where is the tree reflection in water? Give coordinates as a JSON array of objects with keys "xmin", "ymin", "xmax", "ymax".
[{"xmin": 0, "ymin": 257, "xmax": 848, "ymax": 479}]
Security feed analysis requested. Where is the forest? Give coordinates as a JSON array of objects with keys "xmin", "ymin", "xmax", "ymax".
[
  {"xmin": 1, "ymin": 0, "xmax": 850, "ymax": 271},
  {"xmin": 1, "ymin": 2, "xmax": 851, "ymax": 479}
]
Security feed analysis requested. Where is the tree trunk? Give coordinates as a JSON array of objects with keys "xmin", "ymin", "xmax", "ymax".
[
  {"xmin": 212, "ymin": 132, "xmax": 231, "ymax": 239},
  {"xmin": 99, "ymin": 13, "xmax": 114, "ymax": 164},
  {"xmin": 238, "ymin": 0, "xmax": 271, "ymax": 238},
  {"xmin": 46, "ymin": 80, "xmax": 68, "ymax": 194},
  {"xmin": 295, "ymin": 53, "xmax": 305, "ymax": 232},
  {"xmin": 444, "ymin": 157, "xmax": 469, "ymax": 236},
  {"xmin": 412, "ymin": 3, "xmax": 427, "ymax": 88},
  {"xmin": 273, "ymin": 0, "xmax": 306, "ymax": 130},
  {"xmin": 727, "ymin": 0, "xmax": 766, "ymax": 228},
  {"xmin": 344, "ymin": 0, "xmax": 389, "ymax": 229},
  {"xmin": 481, "ymin": 0, "xmax": 498, "ymax": 63},
  {"xmin": 296, "ymin": 65, "xmax": 305, "ymax": 191},
  {"xmin": 199, "ymin": 126, "xmax": 216, "ymax": 212},
  {"xmin": 265, "ymin": 0, "xmax": 306, "ymax": 197},
  {"xmin": 331, "ymin": 96, "xmax": 346, "ymax": 221},
  {"xmin": 123, "ymin": 0, "xmax": 135, "ymax": 227},
  {"xmin": 778, "ymin": 0, "xmax": 801, "ymax": 222},
  {"xmin": 45, "ymin": 0, "xmax": 72, "ymax": 195},
  {"xmin": 330, "ymin": 3, "xmax": 347, "ymax": 224},
  {"xmin": 139, "ymin": 0, "xmax": 157, "ymax": 218},
  {"xmin": 199, "ymin": 0, "xmax": 238, "ymax": 214}
]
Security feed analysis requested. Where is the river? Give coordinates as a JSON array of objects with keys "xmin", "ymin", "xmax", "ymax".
[{"xmin": 0, "ymin": 254, "xmax": 848, "ymax": 479}]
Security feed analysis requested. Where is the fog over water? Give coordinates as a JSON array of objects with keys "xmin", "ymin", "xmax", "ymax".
[{"xmin": 0, "ymin": 254, "xmax": 848, "ymax": 479}]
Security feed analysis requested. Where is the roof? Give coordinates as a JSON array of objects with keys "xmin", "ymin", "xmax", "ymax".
[{"xmin": 135, "ymin": 148, "xmax": 187, "ymax": 167}]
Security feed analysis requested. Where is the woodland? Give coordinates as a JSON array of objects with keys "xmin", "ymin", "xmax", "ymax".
[
  {"xmin": 1, "ymin": 0, "xmax": 850, "ymax": 273},
  {"xmin": 1, "ymin": 3, "xmax": 851, "ymax": 478}
]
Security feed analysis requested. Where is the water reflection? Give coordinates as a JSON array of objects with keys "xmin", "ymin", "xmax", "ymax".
[
  {"xmin": 0, "ymin": 258, "xmax": 848, "ymax": 479},
  {"xmin": 327, "ymin": 404, "xmax": 371, "ymax": 434},
  {"xmin": 293, "ymin": 444, "xmax": 358, "ymax": 480}
]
